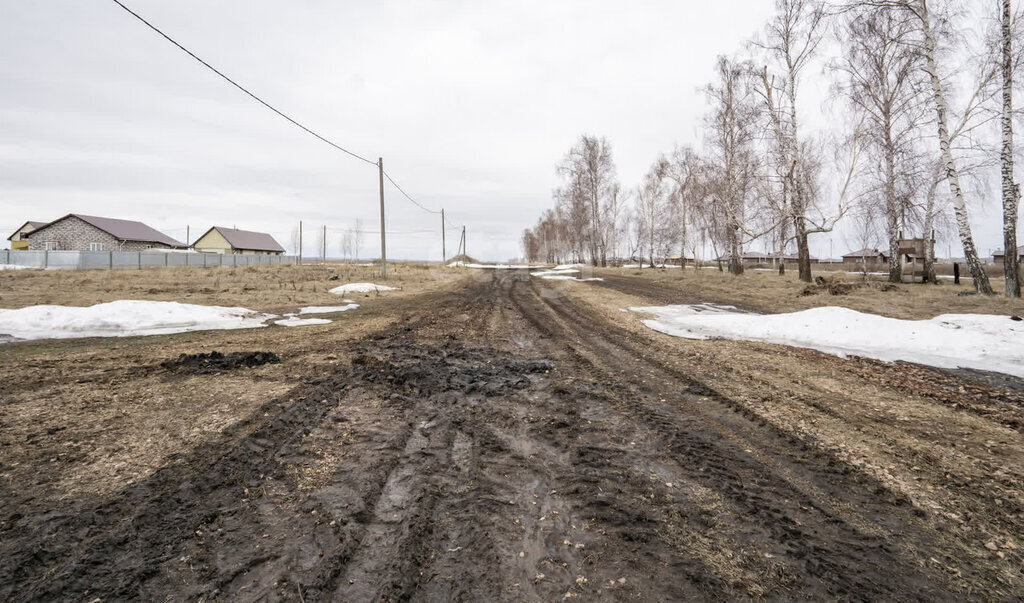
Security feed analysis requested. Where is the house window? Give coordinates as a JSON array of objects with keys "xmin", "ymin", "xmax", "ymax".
[
  {"xmin": 44, "ymin": 241, "xmax": 59, "ymax": 251},
  {"xmin": 89, "ymin": 242, "xmax": 103, "ymax": 251}
]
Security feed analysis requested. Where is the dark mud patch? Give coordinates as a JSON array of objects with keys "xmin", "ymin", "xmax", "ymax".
[
  {"xmin": 351, "ymin": 341, "xmax": 553, "ymax": 397},
  {"xmin": 161, "ymin": 351, "xmax": 281, "ymax": 374}
]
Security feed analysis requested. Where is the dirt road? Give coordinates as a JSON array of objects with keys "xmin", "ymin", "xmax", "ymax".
[{"xmin": 1, "ymin": 271, "xmax": 1021, "ymax": 600}]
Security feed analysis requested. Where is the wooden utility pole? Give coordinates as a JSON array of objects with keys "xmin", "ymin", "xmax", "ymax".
[
  {"xmin": 186, "ymin": 225, "xmax": 190, "ymax": 247},
  {"xmin": 322, "ymin": 224, "xmax": 327, "ymax": 264},
  {"xmin": 461, "ymin": 225, "xmax": 466, "ymax": 259},
  {"xmin": 299, "ymin": 220, "xmax": 303, "ymax": 265},
  {"xmin": 441, "ymin": 208, "xmax": 446, "ymax": 263},
  {"xmin": 378, "ymin": 157, "xmax": 387, "ymax": 279}
]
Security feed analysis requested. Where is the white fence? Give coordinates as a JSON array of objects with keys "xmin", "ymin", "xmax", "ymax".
[{"xmin": 1, "ymin": 249, "xmax": 298, "ymax": 271}]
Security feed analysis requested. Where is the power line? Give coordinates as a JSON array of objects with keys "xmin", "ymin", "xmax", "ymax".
[
  {"xmin": 109, "ymin": 0, "xmax": 376, "ymax": 166},
  {"xmin": 382, "ymin": 169, "xmax": 441, "ymax": 214}
]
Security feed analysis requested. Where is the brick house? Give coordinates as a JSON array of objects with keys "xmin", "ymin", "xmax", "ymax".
[
  {"xmin": 25, "ymin": 214, "xmax": 186, "ymax": 251},
  {"xmin": 192, "ymin": 226, "xmax": 285, "ymax": 255},
  {"xmin": 6, "ymin": 220, "xmax": 48, "ymax": 251}
]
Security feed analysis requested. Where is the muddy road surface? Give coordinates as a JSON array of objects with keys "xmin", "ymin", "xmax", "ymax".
[{"xmin": 1, "ymin": 271, "xmax": 1021, "ymax": 601}]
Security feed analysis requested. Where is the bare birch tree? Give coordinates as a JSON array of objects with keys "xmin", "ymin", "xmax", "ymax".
[
  {"xmin": 1000, "ymin": 0, "xmax": 1021, "ymax": 297},
  {"xmin": 705, "ymin": 56, "xmax": 761, "ymax": 275},
  {"xmin": 556, "ymin": 135, "xmax": 620, "ymax": 266},
  {"xmin": 834, "ymin": 5, "xmax": 929, "ymax": 282},
  {"xmin": 849, "ymin": 0, "xmax": 994, "ymax": 292},
  {"xmin": 757, "ymin": 0, "xmax": 830, "ymax": 282}
]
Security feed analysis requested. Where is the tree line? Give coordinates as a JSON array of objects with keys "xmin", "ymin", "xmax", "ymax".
[{"xmin": 521, "ymin": 0, "xmax": 1023, "ymax": 297}]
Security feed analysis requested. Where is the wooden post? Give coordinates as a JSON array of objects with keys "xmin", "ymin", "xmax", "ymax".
[
  {"xmin": 299, "ymin": 220, "xmax": 303, "ymax": 265},
  {"xmin": 378, "ymin": 157, "xmax": 387, "ymax": 279},
  {"xmin": 441, "ymin": 208, "xmax": 446, "ymax": 264}
]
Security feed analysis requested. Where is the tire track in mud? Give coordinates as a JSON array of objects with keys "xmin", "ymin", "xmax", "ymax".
[{"xmin": 506, "ymin": 273, "xmax": 963, "ymax": 599}]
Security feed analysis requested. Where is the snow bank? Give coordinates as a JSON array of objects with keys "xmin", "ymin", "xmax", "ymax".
[
  {"xmin": 0, "ymin": 300, "xmax": 273, "ymax": 341},
  {"xmin": 0, "ymin": 264, "xmax": 32, "ymax": 271},
  {"xmin": 275, "ymin": 317, "xmax": 332, "ymax": 327},
  {"xmin": 298, "ymin": 304, "xmax": 359, "ymax": 315},
  {"xmin": 629, "ymin": 304, "xmax": 1024, "ymax": 378},
  {"xmin": 329, "ymin": 282, "xmax": 397, "ymax": 295},
  {"xmin": 530, "ymin": 268, "xmax": 580, "ymax": 277},
  {"xmin": 530, "ymin": 268, "xmax": 603, "ymax": 283},
  {"xmin": 451, "ymin": 262, "xmax": 544, "ymax": 269}
]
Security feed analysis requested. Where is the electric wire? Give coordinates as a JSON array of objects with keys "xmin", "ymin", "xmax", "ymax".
[
  {"xmin": 109, "ymin": 0, "xmax": 377, "ymax": 167},
  {"xmin": 109, "ymin": 0, "xmax": 453, "ymax": 228}
]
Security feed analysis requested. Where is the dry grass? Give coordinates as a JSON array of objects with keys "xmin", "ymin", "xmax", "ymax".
[
  {"xmin": 594, "ymin": 266, "xmax": 1024, "ymax": 320},
  {"xmin": 0, "ymin": 261, "xmax": 459, "ymax": 313},
  {"xmin": 564, "ymin": 279, "xmax": 1024, "ymax": 592}
]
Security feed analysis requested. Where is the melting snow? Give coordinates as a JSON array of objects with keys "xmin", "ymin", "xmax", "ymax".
[
  {"xmin": 0, "ymin": 300, "xmax": 274, "ymax": 341},
  {"xmin": 530, "ymin": 268, "xmax": 604, "ymax": 283},
  {"xmin": 298, "ymin": 304, "xmax": 359, "ymax": 315},
  {"xmin": 629, "ymin": 304, "xmax": 1024, "ymax": 378},
  {"xmin": 329, "ymin": 282, "xmax": 397, "ymax": 295},
  {"xmin": 0, "ymin": 264, "xmax": 32, "ymax": 271},
  {"xmin": 275, "ymin": 317, "xmax": 332, "ymax": 327}
]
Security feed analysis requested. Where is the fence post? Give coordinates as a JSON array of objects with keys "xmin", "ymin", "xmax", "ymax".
[{"xmin": 109, "ymin": 251, "xmax": 113, "ymax": 270}]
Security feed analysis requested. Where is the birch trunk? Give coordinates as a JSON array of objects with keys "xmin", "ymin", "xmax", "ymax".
[
  {"xmin": 1002, "ymin": 0, "xmax": 1020, "ymax": 297},
  {"xmin": 920, "ymin": 0, "xmax": 993, "ymax": 294},
  {"xmin": 884, "ymin": 112, "xmax": 902, "ymax": 283},
  {"xmin": 923, "ymin": 162, "xmax": 942, "ymax": 284}
]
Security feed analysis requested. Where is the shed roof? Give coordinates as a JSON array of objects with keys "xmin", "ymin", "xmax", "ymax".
[
  {"xmin": 6, "ymin": 220, "xmax": 49, "ymax": 241},
  {"xmin": 992, "ymin": 245, "xmax": 1024, "ymax": 257},
  {"xmin": 841, "ymin": 248, "xmax": 881, "ymax": 258},
  {"xmin": 28, "ymin": 214, "xmax": 186, "ymax": 247},
  {"xmin": 200, "ymin": 226, "xmax": 285, "ymax": 252}
]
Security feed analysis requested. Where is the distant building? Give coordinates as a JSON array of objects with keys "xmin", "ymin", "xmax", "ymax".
[
  {"xmin": 841, "ymin": 248, "xmax": 885, "ymax": 265},
  {"xmin": 6, "ymin": 220, "xmax": 48, "ymax": 251},
  {"xmin": 25, "ymin": 214, "xmax": 185, "ymax": 251},
  {"xmin": 782, "ymin": 253, "xmax": 819, "ymax": 266},
  {"xmin": 716, "ymin": 251, "xmax": 770, "ymax": 266},
  {"xmin": 993, "ymin": 245, "xmax": 1024, "ymax": 265},
  {"xmin": 665, "ymin": 253, "xmax": 695, "ymax": 266},
  {"xmin": 192, "ymin": 226, "xmax": 285, "ymax": 255}
]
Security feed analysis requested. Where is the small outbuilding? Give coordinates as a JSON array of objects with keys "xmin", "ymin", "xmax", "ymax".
[
  {"xmin": 7, "ymin": 220, "xmax": 48, "ymax": 250},
  {"xmin": 192, "ymin": 226, "xmax": 285, "ymax": 255},
  {"xmin": 842, "ymin": 248, "xmax": 885, "ymax": 265},
  {"xmin": 24, "ymin": 214, "xmax": 186, "ymax": 251},
  {"xmin": 993, "ymin": 245, "xmax": 1024, "ymax": 265}
]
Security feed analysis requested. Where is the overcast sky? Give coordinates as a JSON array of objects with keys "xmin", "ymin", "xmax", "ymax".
[{"xmin": 1, "ymin": 1, "xmax": 1014, "ymax": 260}]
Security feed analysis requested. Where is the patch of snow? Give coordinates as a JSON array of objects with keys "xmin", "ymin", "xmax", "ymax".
[
  {"xmin": 0, "ymin": 264, "xmax": 32, "ymax": 271},
  {"xmin": 329, "ymin": 282, "xmax": 397, "ymax": 295},
  {"xmin": 453, "ymin": 263, "xmax": 545, "ymax": 269},
  {"xmin": 275, "ymin": 317, "xmax": 332, "ymax": 327},
  {"xmin": 0, "ymin": 300, "xmax": 273, "ymax": 341},
  {"xmin": 531, "ymin": 268, "xmax": 580, "ymax": 277},
  {"xmin": 629, "ymin": 304, "xmax": 1024, "ymax": 378},
  {"xmin": 298, "ymin": 304, "xmax": 359, "ymax": 315},
  {"xmin": 554, "ymin": 263, "xmax": 584, "ymax": 270},
  {"xmin": 530, "ymin": 268, "xmax": 603, "ymax": 283}
]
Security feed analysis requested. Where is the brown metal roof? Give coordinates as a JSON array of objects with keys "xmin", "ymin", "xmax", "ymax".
[
  {"xmin": 6, "ymin": 220, "xmax": 49, "ymax": 241},
  {"xmin": 201, "ymin": 226, "xmax": 285, "ymax": 252},
  {"xmin": 28, "ymin": 214, "xmax": 186, "ymax": 247},
  {"xmin": 841, "ymin": 248, "xmax": 881, "ymax": 258}
]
